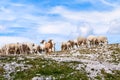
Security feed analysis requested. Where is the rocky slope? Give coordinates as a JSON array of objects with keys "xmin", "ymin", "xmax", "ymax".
[{"xmin": 0, "ymin": 44, "xmax": 120, "ymax": 80}]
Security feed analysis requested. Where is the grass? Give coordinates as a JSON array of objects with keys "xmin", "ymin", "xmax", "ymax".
[
  {"xmin": 103, "ymin": 70, "xmax": 120, "ymax": 80},
  {"xmin": 2, "ymin": 56, "xmax": 88, "ymax": 80},
  {"xmin": 0, "ymin": 67, "xmax": 5, "ymax": 75},
  {"xmin": 108, "ymin": 47, "xmax": 120, "ymax": 64},
  {"xmin": 112, "ymin": 47, "xmax": 120, "ymax": 55},
  {"xmin": 0, "ymin": 67, "xmax": 5, "ymax": 80},
  {"xmin": 100, "ymin": 69, "xmax": 120, "ymax": 80},
  {"xmin": 78, "ymin": 48, "xmax": 98, "ymax": 54},
  {"xmin": 0, "ymin": 55, "xmax": 17, "ymax": 63},
  {"xmin": 94, "ymin": 76, "xmax": 102, "ymax": 80},
  {"xmin": 0, "ymin": 76, "xmax": 5, "ymax": 80}
]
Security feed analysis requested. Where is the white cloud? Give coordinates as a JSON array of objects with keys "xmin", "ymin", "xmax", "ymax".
[
  {"xmin": 92, "ymin": 23, "xmax": 109, "ymax": 35},
  {"xmin": 78, "ymin": 25, "xmax": 93, "ymax": 36},
  {"xmin": 0, "ymin": 0, "xmax": 120, "ymax": 45},
  {"xmin": 0, "ymin": 6, "xmax": 11, "ymax": 13},
  {"xmin": 0, "ymin": 36, "xmax": 33, "ymax": 47},
  {"xmin": 10, "ymin": 3, "xmax": 26, "ymax": 7},
  {"xmin": 75, "ymin": 0, "xmax": 120, "ymax": 7},
  {"xmin": 49, "ymin": 5, "xmax": 120, "ymax": 35},
  {"xmin": 51, "ymin": 6, "xmax": 120, "ymax": 22},
  {"xmin": 38, "ymin": 21, "xmax": 76, "ymax": 36},
  {"xmin": 0, "ymin": 6, "xmax": 16, "ymax": 21},
  {"xmin": 108, "ymin": 19, "xmax": 120, "ymax": 34},
  {"xmin": 0, "ymin": 25, "xmax": 5, "ymax": 31},
  {"xmin": 100, "ymin": 0, "xmax": 117, "ymax": 7}
]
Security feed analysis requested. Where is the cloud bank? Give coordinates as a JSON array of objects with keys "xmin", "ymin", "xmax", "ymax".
[{"xmin": 0, "ymin": 0, "xmax": 120, "ymax": 48}]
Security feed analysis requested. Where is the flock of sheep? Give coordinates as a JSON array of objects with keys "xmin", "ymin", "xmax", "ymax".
[
  {"xmin": 0, "ymin": 39, "xmax": 55, "ymax": 55},
  {"xmin": 0, "ymin": 35, "xmax": 108, "ymax": 55},
  {"xmin": 61, "ymin": 35, "xmax": 108, "ymax": 51}
]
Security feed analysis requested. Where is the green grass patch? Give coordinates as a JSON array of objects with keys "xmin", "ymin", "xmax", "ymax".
[
  {"xmin": 0, "ymin": 67, "xmax": 5, "ymax": 75},
  {"xmin": 0, "ymin": 67, "xmax": 5, "ymax": 80},
  {"xmin": 101, "ymin": 69, "xmax": 120, "ymax": 80},
  {"xmin": 10, "ymin": 57, "xmax": 88, "ymax": 80}
]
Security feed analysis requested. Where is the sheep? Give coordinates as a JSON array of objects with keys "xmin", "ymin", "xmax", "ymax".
[
  {"xmin": 97, "ymin": 36, "xmax": 108, "ymax": 46},
  {"xmin": 77, "ymin": 36, "xmax": 87, "ymax": 48},
  {"xmin": 61, "ymin": 42, "xmax": 68, "ymax": 51},
  {"xmin": 73, "ymin": 39, "xmax": 78, "ymax": 48},
  {"xmin": 87, "ymin": 35, "xmax": 98, "ymax": 47},
  {"xmin": 32, "ymin": 44, "xmax": 42, "ymax": 54},
  {"xmin": 1, "ymin": 43, "xmax": 21, "ymax": 55},
  {"xmin": 40, "ymin": 39, "xmax": 55, "ymax": 54}
]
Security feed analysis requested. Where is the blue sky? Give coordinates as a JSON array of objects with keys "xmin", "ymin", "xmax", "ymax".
[{"xmin": 0, "ymin": 0, "xmax": 120, "ymax": 50}]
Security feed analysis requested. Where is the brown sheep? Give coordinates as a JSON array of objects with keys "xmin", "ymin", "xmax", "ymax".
[
  {"xmin": 97, "ymin": 36, "xmax": 108, "ymax": 46},
  {"xmin": 2, "ymin": 43, "xmax": 21, "ymax": 55},
  {"xmin": 40, "ymin": 39, "xmax": 55, "ymax": 54},
  {"xmin": 67, "ymin": 40, "xmax": 75, "ymax": 49},
  {"xmin": 87, "ymin": 35, "xmax": 98, "ymax": 47},
  {"xmin": 21, "ymin": 43, "xmax": 30, "ymax": 54},
  {"xmin": 61, "ymin": 41, "xmax": 73, "ymax": 51},
  {"xmin": 32, "ymin": 44, "xmax": 43, "ymax": 54},
  {"xmin": 77, "ymin": 36, "xmax": 87, "ymax": 47},
  {"xmin": 61, "ymin": 42, "xmax": 68, "ymax": 51}
]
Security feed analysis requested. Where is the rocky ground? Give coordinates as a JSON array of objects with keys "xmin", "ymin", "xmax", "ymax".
[{"xmin": 0, "ymin": 44, "xmax": 120, "ymax": 80}]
